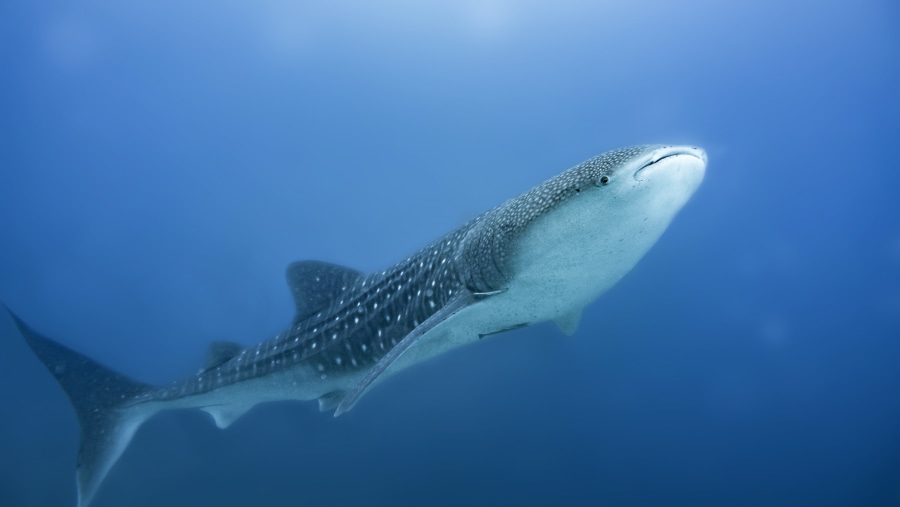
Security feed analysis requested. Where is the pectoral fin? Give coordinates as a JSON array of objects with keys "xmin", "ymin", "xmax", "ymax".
[
  {"xmin": 555, "ymin": 309, "xmax": 582, "ymax": 336},
  {"xmin": 333, "ymin": 290, "xmax": 477, "ymax": 416}
]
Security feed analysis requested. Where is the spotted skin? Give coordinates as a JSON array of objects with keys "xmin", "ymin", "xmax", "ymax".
[{"xmin": 147, "ymin": 229, "xmax": 472, "ymax": 403}]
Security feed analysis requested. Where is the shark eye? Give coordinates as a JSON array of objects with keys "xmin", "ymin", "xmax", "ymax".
[{"xmin": 599, "ymin": 176, "xmax": 609, "ymax": 185}]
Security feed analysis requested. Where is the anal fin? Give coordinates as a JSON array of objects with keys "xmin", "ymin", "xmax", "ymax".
[{"xmin": 202, "ymin": 404, "xmax": 254, "ymax": 429}]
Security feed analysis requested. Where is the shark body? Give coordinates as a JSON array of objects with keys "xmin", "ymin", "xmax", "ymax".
[{"xmin": 7, "ymin": 144, "xmax": 706, "ymax": 506}]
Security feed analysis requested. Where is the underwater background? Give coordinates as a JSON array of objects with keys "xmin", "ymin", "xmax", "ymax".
[{"xmin": 1, "ymin": 1, "xmax": 898, "ymax": 506}]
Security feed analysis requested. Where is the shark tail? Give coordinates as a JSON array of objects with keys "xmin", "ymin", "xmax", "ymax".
[{"xmin": 7, "ymin": 306, "xmax": 156, "ymax": 507}]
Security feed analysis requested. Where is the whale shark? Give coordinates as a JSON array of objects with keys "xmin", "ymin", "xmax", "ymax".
[{"xmin": 6, "ymin": 144, "xmax": 706, "ymax": 506}]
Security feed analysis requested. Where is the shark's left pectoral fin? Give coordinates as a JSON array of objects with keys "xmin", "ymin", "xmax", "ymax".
[
  {"xmin": 555, "ymin": 309, "xmax": 582, "ymax": 336},
  {"xmin": 333, "ymin": 290, "xmax": 478, "ymax": 417}
]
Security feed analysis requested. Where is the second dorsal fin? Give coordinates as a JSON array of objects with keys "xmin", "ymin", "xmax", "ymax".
[{"xmin": 285, "ymin": 260, "xmax": 364, "ymax": 325}]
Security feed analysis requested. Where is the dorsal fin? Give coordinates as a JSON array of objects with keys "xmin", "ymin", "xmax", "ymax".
[
  {"xmin": 202, "ymin": 341, "xmax": 243, "ymax": 372},
  {"xmin": 286, "ymin": 261, "xmax": 364, "ymax": 325}
]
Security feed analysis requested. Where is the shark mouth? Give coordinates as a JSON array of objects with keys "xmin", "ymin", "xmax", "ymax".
[{"xmin": 634, "ymin": 146, "xmax": 707, "ymax": 181}]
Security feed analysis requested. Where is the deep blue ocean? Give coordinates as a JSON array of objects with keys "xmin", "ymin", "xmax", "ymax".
[{"xmin": 1, "ymin": 1, "xmax": 898, "ymax": 506}]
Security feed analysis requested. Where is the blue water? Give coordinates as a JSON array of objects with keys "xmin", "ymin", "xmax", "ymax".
[{"xmin": 1, "ymin": 1, "xmax": 898, "ymax": 506}]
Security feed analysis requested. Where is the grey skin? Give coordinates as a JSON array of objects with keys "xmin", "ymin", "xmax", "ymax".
[{"xmin": 6, "ymin": 144, "xmax": 706, "ymax": 506}]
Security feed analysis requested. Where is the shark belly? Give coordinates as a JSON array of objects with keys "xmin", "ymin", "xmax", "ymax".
[{"xmin": 141, "ymin": 361, "xmax": 355, "ymax": 428}]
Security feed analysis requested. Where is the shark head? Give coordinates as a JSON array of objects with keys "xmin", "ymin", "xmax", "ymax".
[
  {"xmin": 593, "ymin": 145, "xmax": 707, "ymax": 253},
  {"xmin": 608, "ymin": 144, "xmax": 707, "ymax": 212},
  {"xmin": 462, "ymin": 144, "xmax": 707, "ymax": 325}
]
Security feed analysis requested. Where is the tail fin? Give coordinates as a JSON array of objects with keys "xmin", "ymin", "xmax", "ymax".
[{"xmin": 5, "ymin": 305, "xmax": 155, "ymax": 507}]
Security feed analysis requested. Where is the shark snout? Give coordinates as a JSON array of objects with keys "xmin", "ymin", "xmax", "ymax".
[{"xmin": 634, "ymin": 145, "xmax": 707, "ymax": 182}]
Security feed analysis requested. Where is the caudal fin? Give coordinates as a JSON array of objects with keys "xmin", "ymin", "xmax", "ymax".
[{"xmin": 5, "ymin": 305, "xmax": 155, "ymax": 507}]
